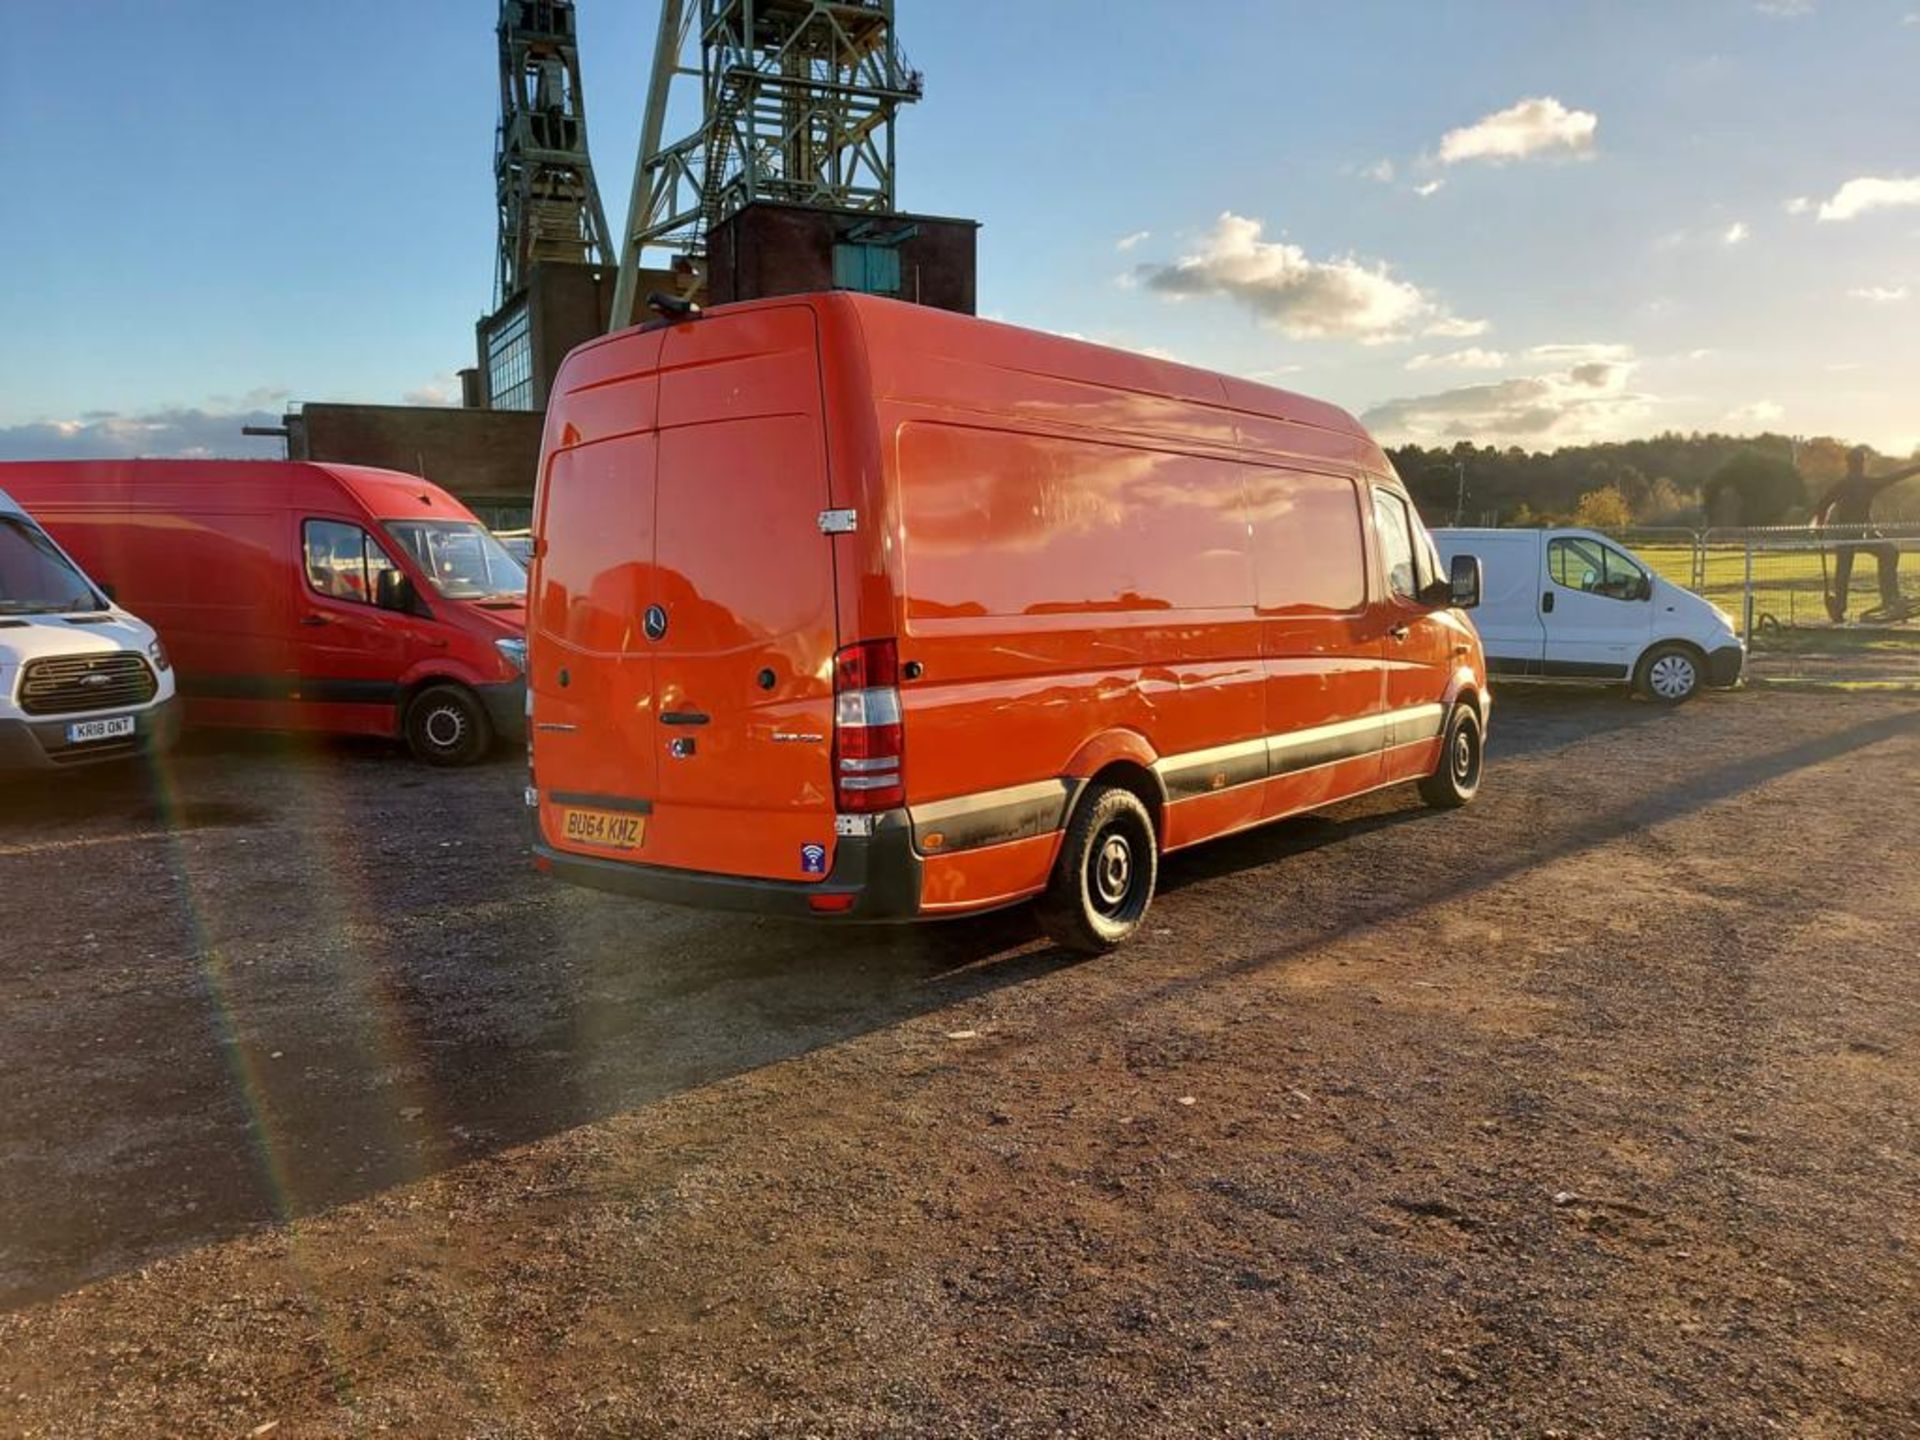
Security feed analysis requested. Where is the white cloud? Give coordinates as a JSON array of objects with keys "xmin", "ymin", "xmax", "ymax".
[
  {"xmin": 1904, "ymin": 10, "xmax": 1920, "ymax": 24},
  {"xmin": 1526, "ymin": 342, "xmax": 1635, "ymax": 365},
  {"xmin": 1816, "ymin": 175, "xmax": 1920, "ymax": 222},
  {"xmin": 1436, "ymin": 97, "xmax": 1598, "ymax": 165},
  {"xmin": 1362, "ymin": 159, "xmax": 1396, "ymax": 183},
  {"xmin": 1785, "ymin": 196, "xmax": 1813, "ymax": 215},
  {"xmin": 1425, "ymin": 315, "xmax": 1491, "ymax": 339},
  {"xmin": 1115, "ymin": 230, "xmax": 1151, "ymax": 252},
  {"xmin": 1755, "ymin": 0, "xmax": 1813, "ymax": 15},
  {"xmin": 1847, "ymin": 284, "xmax": 1910, "ymax": 303},
  {"xmin": 1136, "ymin": 212, "xmax": 1467, "ymax": 343},
  {"xmin": 1363, "ymin": 349, "xmax": 1651, "ymax": 448},
  {"xmin": 0, "ymin": 406, "xmax": 289, "ymax": 461},
  {"xmin": 1414, "ymin": 179, "xmax": 1446, "ymax": 198},
  {"xmin": 1406, "ymin": 347, "xmax": 1509, "ymax": 372},
  {"xmin": 402, "ymin": 374, "xmax": 461, "ymax": 407},
  {"xmin": 1723, "ymin": 221, "xmax": 1751, "ymax": 245},
  {"xmin": 1725, "ymin": 400, "xmax": 1785, "ymax": 427}
]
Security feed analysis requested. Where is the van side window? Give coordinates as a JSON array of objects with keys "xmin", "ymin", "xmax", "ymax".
[
  {"xmin": 1245, "ymin": 470, "xmax": 1366, "ymax": 613},
  {"xmin": 1371, "ymin": 489, "xmax": 1418, "ymax": 601},
  {"xmin": 1549, "ymin": 537, "xmax": 1649, "ymax": 601},
  {"xmin": 303, "ymin": 519, "xmax": 406, "ymax": 611}
]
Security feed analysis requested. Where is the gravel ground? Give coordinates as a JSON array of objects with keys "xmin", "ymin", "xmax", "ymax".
[{"xmin": 1, "ymin": 689, "xmax": 1917, "ymax": 1438}]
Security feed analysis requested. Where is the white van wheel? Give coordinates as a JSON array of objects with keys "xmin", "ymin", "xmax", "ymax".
[{"xmin": 1636, "ymin": 644, "xmax": 1702, "ymax": 705}]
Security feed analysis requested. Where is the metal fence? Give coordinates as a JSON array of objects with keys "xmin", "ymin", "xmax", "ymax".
[{"xmin": 1588, "ymin": 523, "xmax": 1920, "ymax": 686}]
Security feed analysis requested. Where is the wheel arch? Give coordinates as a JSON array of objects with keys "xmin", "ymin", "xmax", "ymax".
[{"xmin": 1061, "ymin": 730, "xmax": 1168, "ymax": 839}]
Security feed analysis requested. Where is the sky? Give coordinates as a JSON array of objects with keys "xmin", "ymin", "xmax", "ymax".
[{"xmin": 2, "ymin": 0, "xmax": 1917, "ymax": 461}]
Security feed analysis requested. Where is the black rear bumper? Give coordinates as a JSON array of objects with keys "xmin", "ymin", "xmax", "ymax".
[
  {"xmin": 0, "ymin": 694, "xmax": 182, "ymax": 772},
  {"xmin": 534, "ymin": 808, "xmax": 924, "ymax": 920}
]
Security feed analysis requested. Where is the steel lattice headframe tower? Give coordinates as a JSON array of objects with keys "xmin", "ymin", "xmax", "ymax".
[
  {"xmin": 610, "ymin": 0, "xmax": 923, "ymax": 328},
  {"xmin": 495, "ymin": 0, "xmax": 615, "ymax": 306}
]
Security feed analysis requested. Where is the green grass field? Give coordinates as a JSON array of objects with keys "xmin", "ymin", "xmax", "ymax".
[{"xmin": 1635, "ymin": 542, "xmax": 1920, "ymax": 641}]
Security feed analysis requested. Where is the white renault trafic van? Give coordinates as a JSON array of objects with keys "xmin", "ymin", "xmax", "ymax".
[
  {"xmin": 0, "ymin": 488, "xmax": 179, "ymax": 771},
  {"xmin": 1434, "ymin": 527, "xmax": 1742, "ymax": 703}
]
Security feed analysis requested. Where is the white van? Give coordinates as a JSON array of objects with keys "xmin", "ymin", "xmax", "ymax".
[
  {"xmin": 1433, "ymin": 527, "xmax": 1742, "ymax": 703},
  {"xmin": 0, "ymin": 488, "xmax": 180, "ymax": 771}
]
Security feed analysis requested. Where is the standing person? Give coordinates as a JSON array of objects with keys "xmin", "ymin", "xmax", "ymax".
[{"xmin": 1811, "ymin": 447, "xmax": 1920, "ymax": 622}]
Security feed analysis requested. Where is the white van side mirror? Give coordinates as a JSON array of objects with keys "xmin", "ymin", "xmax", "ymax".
[{"xmin": 1449, "ymin": 554, "xmax": 1482, "ymax": 610}]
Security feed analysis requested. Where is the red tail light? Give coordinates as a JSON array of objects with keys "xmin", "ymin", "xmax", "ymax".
[{"xmin": 832, "ymin": 637, "xmax": 904, "ymax": 812}]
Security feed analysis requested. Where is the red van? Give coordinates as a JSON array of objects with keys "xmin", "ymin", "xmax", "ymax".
[
  {"xmin": 0, "ymin": 460, "xmax": 527, "ymax": 764},
  {"xmin": 528, "ymin": 295, "xmax": 1486, "ymax": 950}
]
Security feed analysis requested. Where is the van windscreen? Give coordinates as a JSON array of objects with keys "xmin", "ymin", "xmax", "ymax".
[
  {"xmin": 384, "ymin": 520, "xmax": 527, "ymax": 603},
  {"xmin": 0, "ymin": 516, "xmax": 103, "ymax": 614}
]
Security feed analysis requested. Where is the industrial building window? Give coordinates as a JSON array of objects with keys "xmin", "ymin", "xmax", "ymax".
[
  {"xmin": 832, "ymin": 242, "xmax": 902, "ymax": 297},
  {"xmin": 485, "ymin": 302, "xmax": 535, "ymax": 411}
]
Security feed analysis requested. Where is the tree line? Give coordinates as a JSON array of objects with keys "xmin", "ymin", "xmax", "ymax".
[{"xmin": 1389, "ymin": 432, "xmax": 1920, "ymax": 531}]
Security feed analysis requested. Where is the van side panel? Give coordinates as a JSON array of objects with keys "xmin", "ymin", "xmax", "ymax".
[
  {"xmin": 1247, "ymin": 467, "xmax": 1388, "ymax": 816},
  {"xmin": 893, "ymin": 422, "xmax": 1267, "ymax": 867}
]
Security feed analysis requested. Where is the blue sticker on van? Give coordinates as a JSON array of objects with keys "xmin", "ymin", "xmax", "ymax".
[{"xmin": 800, "ymin": 842, "xmax": 828, "ymax": 874}]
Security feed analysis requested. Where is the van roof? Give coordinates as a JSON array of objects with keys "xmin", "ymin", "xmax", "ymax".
[
  {"xmin": 571, "ymin": 291, "xmax": 1382, "ymax": 460},
  {"xmin": 0, "ymin": 458, "xmax": 480, "ymax": 521}
]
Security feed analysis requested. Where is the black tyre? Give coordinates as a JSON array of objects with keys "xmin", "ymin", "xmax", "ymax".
[
  {"xmin": 1634, "ymin": 642, "xmax": 1702, "ymax": 705},
  {"xmin": 1418, "ymin": 701, "xmax": 1484, "ymax": 809},
  {"xmin": 404, "ymin": 683, "xmax": 492, "ymax": 766},
  {"xmin": 1036, "ymin": 783, "xmax": 1159, "ymax": 954}
]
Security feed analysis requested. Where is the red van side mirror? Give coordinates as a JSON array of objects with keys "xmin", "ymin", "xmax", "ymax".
[{"xmin": 1447, "ymin": 554, "xmax": 1483, "ymax": 610}]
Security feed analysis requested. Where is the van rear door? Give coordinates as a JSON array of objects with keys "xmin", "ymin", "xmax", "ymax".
[
  {"xmin": 532, "ymin": 331, "xmax": 664, "ymax": 845},
  {"xmin": 645, "ymin": 305, "xmax": 842, "ymax": 882}
]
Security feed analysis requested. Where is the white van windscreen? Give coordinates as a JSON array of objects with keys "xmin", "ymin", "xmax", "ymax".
[{"xmin": 0, "ymin": 517, "xmax": 104, "ymax": 614}]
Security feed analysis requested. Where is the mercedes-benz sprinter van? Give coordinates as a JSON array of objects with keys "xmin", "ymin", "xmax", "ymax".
[
  {"xmin": 1, "ymin": 461, "xmax": 527, "ymax": 764},
  {"xmin": 527, "ymin": 294, "xmax": 1489, "ymax": 951}
]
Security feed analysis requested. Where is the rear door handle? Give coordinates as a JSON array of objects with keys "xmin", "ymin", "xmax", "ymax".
[
  {"xmin": 660, "ymin": 710, "xmax": 710, "ymax": 726},
  {"xmin": 300, "ymin": 614, "xmax": 330, "ymax": 627},
  {"xmin": 1542, "ymin": 591, "xmax": 1555, "ymax": 614}
]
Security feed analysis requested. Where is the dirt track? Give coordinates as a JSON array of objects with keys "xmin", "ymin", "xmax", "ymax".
[{"xmin": 2, "ymin": 690, "xmax": 1917, "ymax": 1438}]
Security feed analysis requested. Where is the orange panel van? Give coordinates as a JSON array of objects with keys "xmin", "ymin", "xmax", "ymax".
[
  {"xmin": 0, "ymin": 460, "xmax": 528, "ymax": 764},
  {"xmin": 528, "ymin": 294, "xmax": 1487, "ymax": 950}
]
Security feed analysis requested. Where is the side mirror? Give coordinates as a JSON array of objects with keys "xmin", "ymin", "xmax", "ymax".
[
  {"xmin": 376, "ymin": 569, "xmax": 417, "ymax": 613},
  {"xmin": 1448, "ymin": 554, "xmax": 1483, "ymax": 610}
]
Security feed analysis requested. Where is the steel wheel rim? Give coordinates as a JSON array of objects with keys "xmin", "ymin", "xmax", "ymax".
[
  {"xmin": 1650, "ymin": 655, "xmax": 1695, "ymax": 699},
  {"xmin": 1090, "ymin": 830, "xmax": 1134, "ymax": 915},
  {"xmin": 1453, "ymin": 727, "xmax": 1477, "ymax": 786},
  {"xmin": 425, "ymin": 707, "xmax": 467, "ymax": 750}
]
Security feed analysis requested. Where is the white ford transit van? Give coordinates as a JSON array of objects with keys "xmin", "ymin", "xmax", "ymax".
[
  {"xmin": 1434, "ymin": 527, "xmax": 1742, "ymax": 703},
  {"xmin": 0, "ymin": 488, "xmax": 180, "ymax": 771}
]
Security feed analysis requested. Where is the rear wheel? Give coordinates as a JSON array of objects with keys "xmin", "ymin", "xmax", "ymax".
[
  {"xmin": 1635, "ymin": 643, "xmax": 1702, "ymax": 704},
  {"xmin": 405, "ymin": 683, "xmax": 492, "ymax": 766},
  {"xmin": 1418, "ymin": 701, "xmax": 1484, "ymax": 809},
  {"xmin": 1036, "ymin": 784, "xmax": 1158, "ymax": 954}
]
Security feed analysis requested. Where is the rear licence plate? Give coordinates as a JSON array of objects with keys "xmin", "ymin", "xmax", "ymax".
[
  {"xmin": 66, "ymin": 715, "xmax": 136, "ymax": 745},
  {"xmin": 560, "ymin": 807, "xmax": 646, "ymax": 850}
]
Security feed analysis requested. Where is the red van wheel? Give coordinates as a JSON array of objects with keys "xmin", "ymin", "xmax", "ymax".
[
  {"xmin": 1037, "ymin": 784, "xmax": 1158, "ymax": 954},
  {"xmin": 1417, "ymin": 702, "xmax": 1483, "ymax": 810},
  {"xmin": 405, "ymin": 684, "xmax": 492, "ymax": 766}
]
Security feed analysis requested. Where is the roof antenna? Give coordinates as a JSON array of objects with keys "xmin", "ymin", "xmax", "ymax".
[{"xmin": 647, "ymin": 290, "xmax": 702, "ymax": 323}]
